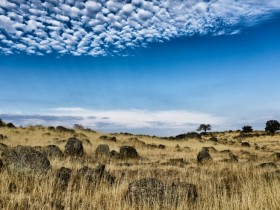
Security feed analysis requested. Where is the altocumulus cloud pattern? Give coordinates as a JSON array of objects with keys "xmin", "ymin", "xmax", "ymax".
[{"xmin": 0, "ymin": 0, "xmax": 280, "ymax": 56}]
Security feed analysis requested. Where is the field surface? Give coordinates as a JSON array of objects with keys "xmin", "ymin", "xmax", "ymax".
[{"xmin": 0, "ymin": 126, "xmax": 279, "ymax": 210}]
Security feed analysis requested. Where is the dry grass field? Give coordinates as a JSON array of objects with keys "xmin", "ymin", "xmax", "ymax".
[{"xmin": 0, "ymin": 125, "xmax": 279, "ymax": 210}]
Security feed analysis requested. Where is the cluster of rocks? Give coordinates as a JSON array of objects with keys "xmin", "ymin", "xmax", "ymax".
[
  {"xmin": 53, "ymin": 126, "xmax": 75, "ymax": 134},
  {"xmin": 1, "ymin": 145, "xmax": 51, "ymax": 175},
  {"xmin": 0, "ymin": 137, "xmax": 84, "ymax": 175},
  {"xmin": 197, "ymin": 147, "xmax": 239, "ymax": 163},
  {"xmin": 0, "ymin": 134, "xmax": 7, "ymax": 141},
  {"xmin": 99, "ymin": 135, "xmax": 117, "ymax": 142},
  {"xmin": 56, "ymin": 164, "xmax": 115, "ymax": 187},
  {"xmin": 241, "ymin": 142, "xmax": 251, "ymax": 147},
  {"xmin": 125, "ymin": 178, "xmax": 198, "ymax": 206},
  {"xmin": 197, "ymin": 148, "xmax": 212, "ymax": 163},
  {"xmin": 95, "ymin": 144, "xmax": 139, "ymax": 159},
  {"xmin": 124, "ymin": 137, "xmax": 166, "ymax": 149}
]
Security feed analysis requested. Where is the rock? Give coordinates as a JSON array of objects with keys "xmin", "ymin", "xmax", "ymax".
[
  {"xmin": 0, "ymin": 134, "xmax": 7, "ymax": 141},
  {"xmin": 2, "ymin": 146, "xmax": 51, "ymax": 175},
  {"xmin": 125, "ymin": 178, "xmax": 165, "ymax": 205},
  {"xmin": 169, "ymin": 158, "xmax": 184, "ymax": 164},
  {"xmin": 158, "ymin": 144, "xmax": 166, "ymax": 149},
  {"xmin": 6, "ymin": 123, "xmax": 16, "ymax": 128},
  {"xmin": 56, "ymin": 126, "xmax": 75, "ymax": 133},
  {"xmin": 258, "ymin": 162, "xmax": 277, "ymax": 169},
  {"xmin": 0, "ymin": 143, "xmax": 8, "ymax": 155},
  {"xmin": 127, "ymin": 137, "xmax": 146, "ymax": 147},
  {"xmin": 167, "ymin": 182, "xmax": 198, "ymax": 203},
  {"xmin": 209, "ymin": 137, "xmax": 218, "ymax": 142},
  {"xmin": 94, "ymin": 164, "xmax": 106, "ymax": 177},
  {"xmin": 77, "ymin": 164, "xmax": 115, "ymax": 184},
  {"xmin": 228, "ymin": 140, "xmax": 235, "ymax": 145},
  {"xmin": 0, "ymin": 159, "xmax": 3, "ymax": 171},
  {"xmin": 48, "ymin": 126, "xmax": 55, "ymax": 131},
  {"xmin": 95, "ymin": 144, "xmax": 110, "ymax": 157},
  {"xmin": 9, "ymin": 182, "xmax": 17, "ymax": 193},
  {"xmin": 78, "ymin": 166, "xmax": 95, "ymax": 182},
  {"xmin": 56, "ymin": 167, "xmax": 72, "ymax": 186},
  {"xmin": 261, "ymin": 146, "xmax": 268, "ymax": 151},
  {"xmin": 120, "ymin": 146, "xmax": 138, "ymax": 159},
  {"xmin": 272, "ymin": 152, "xmax": 280, "ymax": 160},
  {"xmin": 102, "ymin": 170, "xmax": 115, "ymax": 185},
  {"xmin": 64, "ymin": 138, "xmax": 83, "ymax": 157},
  {"xmin": 219, "ymin": 174, "xmax": 239, "ymax": 197},
  {"xmin": 43, "ymin": 145, "xmax": 64, "ymax": 158},
  {"xmin": 175, "ymin": 132, "xmax": 201, "ymax": 140},
  {"xmin": 241, "ymin": 142, "xmax": 250, "ymax": 147},
  {"xmin": 146, "ymin": 144, "xmax": 157, "ymax": 148},
  {"xmin": 220, "ymin": 150, "xmax": 232, "ymax": 154},
  {"xmin": 263, "ymin": 170, "xmax": 280, "ymax": 181},
  {"xmin": 197, "ymin": 148, "xmax": 212, "ymax": 163},
  {"xmin": 223, "ymin": 152, "xmax": 238, "ymax": 163},
  {"xmin": 51, "ymin": 199, "xmax": 65, "ymax": 210},
  {"xmin": 99, "ymin": 135, "xmax": 117, "ymax": 142},
  {"xmin": 228, "ymin": 153, "xmax": 238, "ymax": 162}
]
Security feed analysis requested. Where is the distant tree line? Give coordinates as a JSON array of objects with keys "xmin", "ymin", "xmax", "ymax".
[
  {"xmin": 196, "ymin": 119, "xmax": 280, "ymax": 134},
  {"xmin": 0, "ymin": 118, "xmax": 16, "ymax": 128},
  {"xmin": 1, "ymin": 118, "xmax": 280, "ymax": 135}
]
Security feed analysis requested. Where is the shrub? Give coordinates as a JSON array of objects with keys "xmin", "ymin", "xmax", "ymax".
[
  {"xmin": 265, "ymin": 120, "xmax": 280, "ymax": 134},
  {"xmin": 242, "ymin": 126, "xmax": 253, "ymax": 134}
]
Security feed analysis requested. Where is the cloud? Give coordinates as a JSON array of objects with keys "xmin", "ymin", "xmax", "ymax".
[
  {"xmin": 0, "ymin": 0, "xmax": 280, "ymax": 56},
  {"xmin": 1, "ymin": 107, "xmax": 280, "ymax": 135},
  {"xmin": 0, "ymin": 107, "xmax": 226, "ymax": 136}
]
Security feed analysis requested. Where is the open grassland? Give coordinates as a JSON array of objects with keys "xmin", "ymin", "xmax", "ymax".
[{"xmin": 0, "ymin": 126, "xmax": 279, "ymax": 210}]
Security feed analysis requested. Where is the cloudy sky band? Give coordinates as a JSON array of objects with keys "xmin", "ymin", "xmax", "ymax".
[{"xmin": 1, "ymin": 0, "xmax": 280, "ymax": 56}]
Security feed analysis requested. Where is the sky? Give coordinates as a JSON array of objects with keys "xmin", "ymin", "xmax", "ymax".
[{"xmin": 0, "ymin": 0, "xmax": 280, "ymax": 136}]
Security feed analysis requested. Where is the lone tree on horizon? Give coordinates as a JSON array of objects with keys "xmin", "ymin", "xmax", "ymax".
[
  {"xmin": 197, "ymin": 124, "xmax": 211, "ymax": 134},
  {"xmin": 242, "ymin": 125, "xmax": 253, "ymax": 134},
  {"xmin": 0, "ymin": 118, "xmax": 5, "ymax": 127},
  {"xmin": 265, "ymin": 120, "xmax": 280, "ymax": 134}
]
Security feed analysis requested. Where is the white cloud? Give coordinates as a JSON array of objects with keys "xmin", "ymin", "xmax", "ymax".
[
  {"xmin": 86, "ymin": 1, "xmax": 102, "ymax": 16},
  {"xmin": 0, "ymin": 0, "xmax": 16, "ymax": 9},
  {"xmin": 2, "ymin": 107, "xmax": 280, "ymax": 136},
  {"xmin": 0, "ymin": 0, "xmax": 280, "ymax": 56},
  {"xmin": 0, "ymin": 15, "xmax": 16, "ymax": 33},
  {"xmin": 122, "ymin": 4, "xmax": 135, "ymax": 16},
  {"xmin": 46, "ymin": 107, "xmax": 226, "ymax": 130}
]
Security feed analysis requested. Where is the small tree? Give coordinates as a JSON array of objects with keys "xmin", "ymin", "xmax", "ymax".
[
  {"xmin": 73, "ymin": 124, "xmax": 84, "ymax": 130},
  {"xmin": 242, "ymin": 126, "xmax": 253, "ymax": 134},
  {"xmin": 197, "ymin": 124, "xmax": 211, "ymax": 134},
  {"xmin": 265, "ymin": 120, "xmax": 280, "ymax": 134},
  {"xmin": 0, "ymin": 118, "xmax": 5, "ymax": 127}
]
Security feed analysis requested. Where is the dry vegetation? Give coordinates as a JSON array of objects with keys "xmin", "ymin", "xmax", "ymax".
[{"xmin": 0, "ymin": 125, "xmax": 279, "ymax": 210}]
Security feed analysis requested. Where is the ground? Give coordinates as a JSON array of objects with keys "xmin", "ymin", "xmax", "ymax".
[{"xmin": 0, "ymin": 126, "xmax": 279, "ymax": 210}]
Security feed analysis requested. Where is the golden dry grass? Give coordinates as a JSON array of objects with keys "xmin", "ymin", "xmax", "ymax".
[{"xmin": 0, "ymin": 126, "xmax": 279, "ymax": 210}]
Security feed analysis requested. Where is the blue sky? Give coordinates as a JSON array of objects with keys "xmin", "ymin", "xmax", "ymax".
[{"xmin": 0, "ymin": 1, "xmax": 280, "ymax": 136}]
